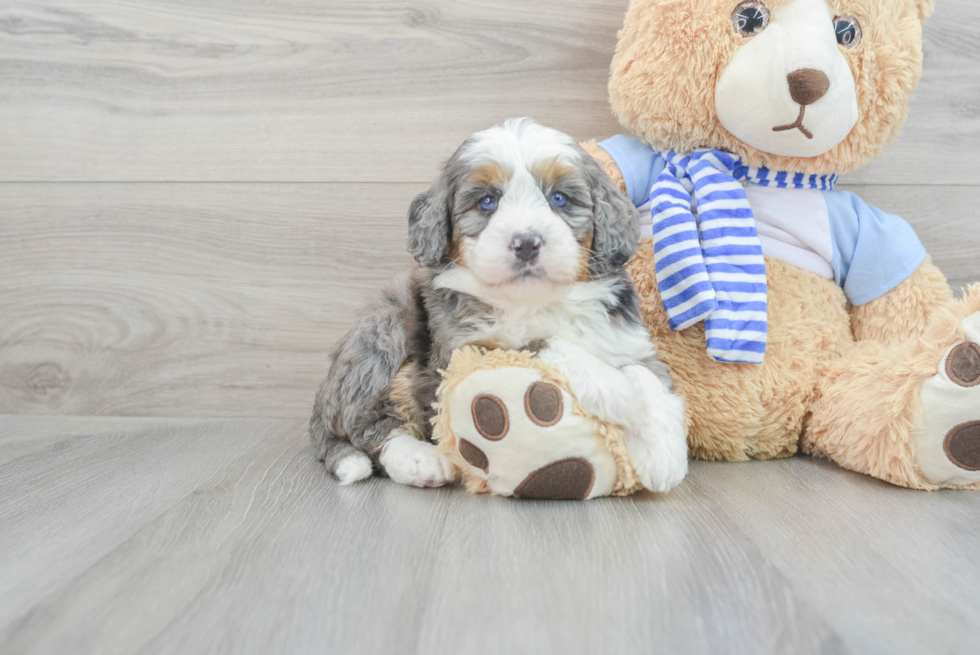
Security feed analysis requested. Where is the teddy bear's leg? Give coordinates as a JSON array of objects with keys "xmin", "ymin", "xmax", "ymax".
[
  {"xmin": 850, "ymin": 258, "xmax": 953, "ymax": 346},
  {"xmin": 914, "ymin": 306, "xmax": 980, "ymax": 486},
  {"xmin": 804, "ymin": 287, "xmax": 980, "ymax": 490},
  {"xmin": 442, "ymin": 363, "xmax": 623, "ymax": 499}
]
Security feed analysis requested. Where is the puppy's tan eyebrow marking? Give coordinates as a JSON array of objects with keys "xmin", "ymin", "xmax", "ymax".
[
  {"xmin": 532, "ymin": 157, "xmax": 575, "ymax": 188},
  {"xmin": 468, "ymin": 162, "xmax": 513, "ymax": 189}
]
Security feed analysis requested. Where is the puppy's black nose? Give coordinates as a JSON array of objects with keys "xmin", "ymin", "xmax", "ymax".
[{"xmin": 510, "ymin": 232, "xmax": 543, "ymax": 263}]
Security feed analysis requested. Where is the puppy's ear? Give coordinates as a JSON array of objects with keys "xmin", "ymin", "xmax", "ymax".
[
  {"xmin": 408, "ymin": 172, "xmax": 454, "ymax": 268},
  {"xmin": 582, "ymin": 151, "xmax": 640, "ymax": 277}
]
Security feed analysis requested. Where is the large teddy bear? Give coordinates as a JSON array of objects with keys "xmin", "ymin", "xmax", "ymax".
[{"xmin": 439, "ymin": 0, "xmax": 980, "ymax": 494}]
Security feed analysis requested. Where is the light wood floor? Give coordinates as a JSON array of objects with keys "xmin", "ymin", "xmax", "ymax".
[
  {"xmin": 2, "ymin": 415, "xmax": 980, "ymax": 655},
  {"xmin": 2, "ymin": 1, "xmax": 980, "ymax": 653}
]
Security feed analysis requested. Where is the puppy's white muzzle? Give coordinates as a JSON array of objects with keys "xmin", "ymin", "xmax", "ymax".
[{"xmin": 467, "ymin": 204, "xmax": 582, "ymax": 288}]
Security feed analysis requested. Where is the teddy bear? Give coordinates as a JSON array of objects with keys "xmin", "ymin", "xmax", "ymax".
[
  {"xmin": 440, "ymin": 0, "xmax": 980, "ymax": 495},
  {"xmin": 432, "ymin": 347, "xmax": 645, "ymax": 499}
]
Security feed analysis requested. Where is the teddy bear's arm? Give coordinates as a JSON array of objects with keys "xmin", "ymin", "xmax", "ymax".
[
  {"xmin": 581, "ymin": 140, "xmax": 628, "ymax": 197},
  {"xmin": 849, "ymin": 256, "xmax": 953, "ymax": 346}
]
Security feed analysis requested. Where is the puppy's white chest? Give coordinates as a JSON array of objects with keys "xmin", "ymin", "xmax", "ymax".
[
  {"xmin": 478, "ymin": 298, "xmax": 654, "ymax": 368},
  {"xmin": 435, "ymin": 270, "xmax": 656, "ymax": 367},
  {"xmin": 482, "ymin": 305, "xmax": 579, "ymax": 348}
]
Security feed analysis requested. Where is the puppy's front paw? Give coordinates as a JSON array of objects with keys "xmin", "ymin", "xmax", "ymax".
[
  {"xmin": 625, "ymin": 432, "xmax": 689, "ymax": 493},
  {"xmin": 380, "ymin": 431, "xmax": 457, "ymax": 488},
  {"xmin": 621, "ymin": 365, "xmax": 689, "ymax": 493},
  {"xmin": 535, "ymin": 338, "xmax": 636, "ymax": 427}
]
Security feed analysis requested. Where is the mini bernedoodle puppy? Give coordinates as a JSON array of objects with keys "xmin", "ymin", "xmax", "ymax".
[{"xmin": 311, "ymin": 118, "xmax": 688, "ymax": 492}]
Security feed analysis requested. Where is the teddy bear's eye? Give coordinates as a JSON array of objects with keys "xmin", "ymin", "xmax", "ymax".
[
  {"xmin": 732, "ymin": 1, "xmax": 770, "ymax": 37},
  {"xmin": 833, "ymin": 16, "xmax": 862, "ymax": 49}
]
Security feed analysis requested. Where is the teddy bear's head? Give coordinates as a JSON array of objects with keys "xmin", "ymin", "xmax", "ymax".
[{"xmin": 609, "ymin": 0, "xmax": 935, "ymax": 174}]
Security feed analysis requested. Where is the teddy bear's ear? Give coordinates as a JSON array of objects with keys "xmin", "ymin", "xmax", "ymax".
[{"xmin": 916, "ymin": 0, "xmax": 936, "ymax": 21}]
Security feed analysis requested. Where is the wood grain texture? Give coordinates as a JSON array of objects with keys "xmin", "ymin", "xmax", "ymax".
[
  {"xmin": 1, "ymin": 183, "xmax": 977, "ymax": 418},
  {"xmin": 0, "ymin": 182, "xmax": 420, "ymax": 417},
  {"xmin": 2, "ymin": 1, "xmax": 979, "ymax": 651},
  {"xmin": 0, "ymin": 0, "xmax": 629, "ymax": 183},
  {"xmin": 0, "ymin": 416, "xmax": 294, "ymax": 630},
  {"xmin": 836, "ymin": 184, "xmax": 980, "ymax": 295},
  {"xmin": 2, "ymin": 415, "xmax": 980, "ymax": 655},
  {"xmin": 689, "ymin": 458, "xmax": 980, "ymax": 655},
  {"xmin": 0, "ymin": 0, "xmax": 978, "ymax": 184}
]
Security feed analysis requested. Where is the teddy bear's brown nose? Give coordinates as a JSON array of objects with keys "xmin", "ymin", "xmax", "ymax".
[{"xmin": 787, "ymin": 68, "xmax": 830, "ymax": 106}]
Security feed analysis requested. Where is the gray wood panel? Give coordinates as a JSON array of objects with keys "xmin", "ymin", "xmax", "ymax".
[
  {"xmin": 1, "ymin": 182, "xmax": 977, "ymax": 419},
  {"xmin": 0, "ymin": 182, "xmax": 419, "ymax": 417},
  {"xmin": 837, "ymin": 184, "xmax": 980, "ymax": 296},
  {"xmin": 0, "ymin": 415, "xmax": 292, "ymax": 629},
  {"xmin": 0, "ymin": 414, "xmax": 98, "ymax": 464},
  {"xmin": 2, "ymin": 415, "xmax": 979, "ymax": 655},
  {"xmin": 3, "ymin": 0, "xmax": 979, "ymax": 651},
  {"xmin": 0, "ymin": 0, "xmax": 629, "ymax": 183},
  {"xmin": 0, "ymin": 0, "xmax": 977, "ymax": 185},
  {"xmin": 690, "ymin": 458, "xmax": 980, "ymax": 655}
]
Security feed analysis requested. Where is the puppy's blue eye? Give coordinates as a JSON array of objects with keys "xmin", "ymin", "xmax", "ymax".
[
  {"xmin": 550, "ymin": 192, "xmax": 568, "ymax": 208},
  {"xmin": 479, "ymin": 195, "xmax": 498, "ymax": 211}
]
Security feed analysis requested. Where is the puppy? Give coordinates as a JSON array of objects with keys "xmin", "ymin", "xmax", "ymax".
[{"xmin": 311, "ymin": 118, "xmax": 688, "ymax": 492}]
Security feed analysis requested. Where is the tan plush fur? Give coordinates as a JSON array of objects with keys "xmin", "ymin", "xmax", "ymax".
[
  {"xmin": 609, "ymin": 0, "xmax": 930, "ymax": 175},
  {"xmin": 630, "ymin": 248, "xmax": 853, "ymax": 461},
  {"xmin": 584, "ymin": 0, "xmax": 980, "ymax": 490},
  {"xmin": 804, "ymin": 287, "xmax": 980, "ymax": 489},
  {"xmin": 581, "ymin": 140, "xmax": 629, "ymax": 197},
  {"xmin": 850, "ymin": 257, "xmax": 952, "ymax": 346},
  {"xmin": 432, "ymin": 347, "xmax": 643, "ymax": 496}
]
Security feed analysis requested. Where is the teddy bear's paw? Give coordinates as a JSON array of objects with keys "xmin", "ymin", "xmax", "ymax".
[
  {"xmin": 447, "ymin": 366, "xmax": 618, "ymax": 500},
  {"xmin": 914, "ymin": 312, "xmax": 980, "ymax": 487},
  {"xmin": 514, "ymin": 457, "xmax": 598, "ymax": 501},
  {"xmin": 380, "ymin": 430, "xmax": 457, "ymax": 488}
]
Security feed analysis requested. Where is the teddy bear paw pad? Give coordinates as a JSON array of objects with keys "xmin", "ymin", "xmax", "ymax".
[
  {"xmin": 915, "ymin": 312, "xmax": 980, "ymax": 486},
  {"xmin": 514, "ymin": 458, "xmax": 595, "ymax": 500},
  {"xmin": 944, "ymin": 422, "xmax": 980, "ymax": 472},
  {"xmin": 447, "ymin": 366, "xmax": 617, "ymax": 499}
]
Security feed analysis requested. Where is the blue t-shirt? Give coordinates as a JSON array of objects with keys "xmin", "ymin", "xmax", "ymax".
[{"xmin": 598, "ymin": 135, "xmax": 926, "ymax": 306}]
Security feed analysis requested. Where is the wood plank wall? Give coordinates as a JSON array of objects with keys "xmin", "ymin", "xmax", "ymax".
[{"xmin": 1, "ymin": 0, "xmax": 979, "ymax": 418}]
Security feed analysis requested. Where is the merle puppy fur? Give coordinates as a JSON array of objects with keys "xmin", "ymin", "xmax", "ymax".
[{"xmin": 311, "ymin": 119, "xmax": 677, "ymax": 488}]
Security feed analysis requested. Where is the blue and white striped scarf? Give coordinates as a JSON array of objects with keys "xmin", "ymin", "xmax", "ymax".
[{"xmin": 650, "ymin": 149, "xmax": 838, "ymax": 364}]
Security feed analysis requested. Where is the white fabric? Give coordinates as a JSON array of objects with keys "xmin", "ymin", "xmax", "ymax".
[
  {"xmin": 744, "ymin": 186, "xmax": 834, "ymax": 279},
  {"xmin": 914, "ymin": 313, "xmax": 980, "ymax": 486}
]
